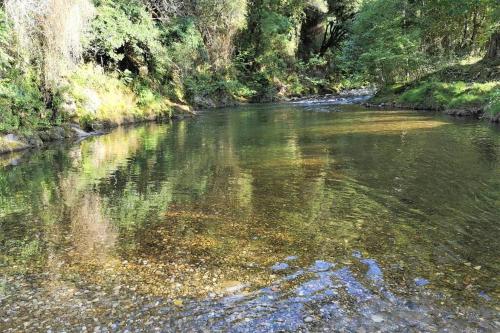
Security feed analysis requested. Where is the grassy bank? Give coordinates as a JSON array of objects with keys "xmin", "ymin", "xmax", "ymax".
[
  {"xmin": 370, "ymin": 59, "xmax": 500, "ymax": 122},
  {"xmin": 1, "ymin": 65, "xmax": 193, "ymax": 133},
  {"xmin": 68, "ymin": 65, "xmax": 192, "ymax": 131},
  {"xmin": 0, "ymin": 64, "xmax": 194, "ymax": 155}
]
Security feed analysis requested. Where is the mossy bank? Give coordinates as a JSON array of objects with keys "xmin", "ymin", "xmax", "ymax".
[{"xmin": 368, "ymin": 59, "xmax": 500, "ymax": 122}]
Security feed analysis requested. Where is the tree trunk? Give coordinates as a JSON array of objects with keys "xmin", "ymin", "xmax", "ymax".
[
  {"xmin": 299, "ymin": 8, "xmax": 325, "ymax": 59},
  {"xmin": 484, "ymin": 31, "xmax": 500, "ymax": 60},
  {"xmin": 468, "ymin": 7, "xmax": 479, "ymax": 50}
]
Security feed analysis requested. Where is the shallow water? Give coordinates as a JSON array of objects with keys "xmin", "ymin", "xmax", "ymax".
[{"xmin": 0, "ymin": 103, "xmax": 499, "ymax": 331}]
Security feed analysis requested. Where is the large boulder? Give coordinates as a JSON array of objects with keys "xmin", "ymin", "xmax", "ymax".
[
  {"xmin": 39, "ymin": 126, "xmax": 66, "ymax": 142},
  {"xmin": 70, "ymin": 124, "xmax": 92, "ymax": 138},
  {"xmin": 193, "ymin": 95, "xmax": 217, "ymax": 109}
]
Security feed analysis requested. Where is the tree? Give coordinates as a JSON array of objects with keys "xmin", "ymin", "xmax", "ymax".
[
  {"xmin": 483, "ymin": 2, "xmax": 499, "ymax": 60},
  {"xmin": 319, "ymin": 0, "xmax": 358, "ymax": 55},
  {"xmin": 84, "ymin": 0, "xmax": 166, "ymax": 76},
  {"xmin": 484, "ymin": 31, "xmax": 499, "ymax": 59},
  {"xmin": 192, "ymin": 0, "xmax": 247, "ymax": 70},
  {"xmin": 141, "ymin": 0, "xmax": 186, "ymax": 22},
  {"xmin": 141, "ymin": 0, "xmax": 247, "ymax": 71},
  {"xmin": 4, "ymin": 0, "xmax": 94, "ymax": 112}
]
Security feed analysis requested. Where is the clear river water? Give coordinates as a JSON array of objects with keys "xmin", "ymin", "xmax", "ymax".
[{"xmin": 0, "ymin": 101, "xmax": 499, "ymax": 332}]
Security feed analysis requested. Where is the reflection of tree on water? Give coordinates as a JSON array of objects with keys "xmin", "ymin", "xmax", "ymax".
[
  {"xmin": 69, "ymin": 194, "xmax": 117, "ymax": 263},
  {"xmin": 0, "ymin": 106, "xmax": 499, "ymax": 305}
]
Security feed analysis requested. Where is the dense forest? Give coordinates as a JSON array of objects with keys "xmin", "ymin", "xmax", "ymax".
[{"xmin": 0, "ymin": 0, "xmax": 499, "ymax": 135}]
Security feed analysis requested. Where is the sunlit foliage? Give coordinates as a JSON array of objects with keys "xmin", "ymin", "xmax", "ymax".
[{"xmin": 5, "ymin": 0, "xmax": 94, "ymax": 91}]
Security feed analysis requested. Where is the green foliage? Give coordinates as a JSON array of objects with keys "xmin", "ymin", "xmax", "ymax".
[
  {"xmin": 162, "ymin": 18, "xmax": 205, "ymax": 75},
  {"xmin": 348, "ymin": 0, "xmax": 499, "ymax": 84},
  {"xmin": 0, "ymin": 68, "xmax": 50, "ymax": 133},
  {"xmin": 0, "ymin": 9, "xmax": 12, "ymax": 73},
  {"xmin": 484, "ymin": 86, "xmax": 500, "ymax": 116},
  {"xmin": 84, "ymin": 0, "xmax": 168, "ymax": 78},
  {"xmin": 347, "ymin": 0, "xmax": 426, "ymax": 83},
  {"xmin": 396, "ymin": 80, "xmax": 500, "ymax": 111}
]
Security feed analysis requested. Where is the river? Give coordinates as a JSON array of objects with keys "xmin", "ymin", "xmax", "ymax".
[{"xmin": 0, "ymin": 101, "xmax": 499, "ymax": 331}]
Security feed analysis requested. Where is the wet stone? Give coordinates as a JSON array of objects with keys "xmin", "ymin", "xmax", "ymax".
[
  {"xmin": 352, "ymin": 251, "xmax": 363, "ymax": 259},
  {"xmin": 271, "ymin": 263, "xmax": 289, "ymax": 271},
  {"xmin": 360, "ymin": 259, "xmax": 383, "ymax": 282},
  {"xmin": 414, "ymin": 278, "xmax": 429, "ymax": 287},
  {"xmin": 311, "ymin": 260, "xmax": 333, "ymax": 272},
  {"xmin": 478, "ymin": 291, "xmax": 492, "ymax": 301},
  {"xmin": 371, "ymin": 314, "xmax": 384, "ymax": 323}
]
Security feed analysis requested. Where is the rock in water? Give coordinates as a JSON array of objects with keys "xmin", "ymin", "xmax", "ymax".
[
  {"xmin": 220, "ymin": 281, "xmax": 246, "ymax": 293},
  {"xmin": 271, "ymin": 263, "xmax": 289, "ymax": 271},
  {"xmin": 414, "ymin": 278, "xmax": 429, "ymax": 287}
]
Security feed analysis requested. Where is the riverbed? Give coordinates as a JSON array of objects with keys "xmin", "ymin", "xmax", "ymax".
[{"xmin": 0, "ymin": 102, "xmax": 499, "ymax": 332}]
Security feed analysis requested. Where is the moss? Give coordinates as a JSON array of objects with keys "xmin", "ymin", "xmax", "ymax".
[
  {"xmin": 395, "ymin": 81, "xmax": 499, "ymax": 111},
  {"xmin": 372, "ymin": 60, "xmax": 500, "ymax": 121}
]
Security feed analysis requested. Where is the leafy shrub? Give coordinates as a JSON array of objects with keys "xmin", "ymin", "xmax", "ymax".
[
  {"xmin": 0, "ymin": 68, "xmax": 49, "ymax": 133},
  {"xmin": 69, "ymin": 64, "xmax": 174, "ymax": 128},
  {"xmin": 485, "ymin": 87, "xmax": 500, "ymax": 116},
  {"xmin": 0, "ymin": 9, "xmax": 12, "ymax": 73},
  {"xmin": 84, "ymin": 0, "xmax": 168, "ymax": 79}
]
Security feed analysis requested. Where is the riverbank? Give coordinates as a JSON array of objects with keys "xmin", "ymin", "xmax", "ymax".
[
  {"xmin": 0, "ymin": 112, "xmax": 197, "ymax": 156},
  {"xmin": 367, "ymin": 59, "xmax": 500, "ymax": 122},
  {"xmin": 1, "ymin": 67, "xmax": 498, "ymax": 158},
  {"xmin": 0, "ymin": 64, "xmax": 197, "ymax": 156}
]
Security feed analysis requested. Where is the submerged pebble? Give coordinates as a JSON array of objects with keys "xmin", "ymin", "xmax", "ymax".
[
  {"xmin": 312, "ymin": 260, "xmax": 333, "ymax": 272},
  {"xmin": 414, "ymin": 278, "xmax": 429, "ymax": 287},
  {"xmin": 371, "ymin": 314, "xmax": 384, "ymax": 323},
  {"xmin": 271, "ymin": 263, "xmax": 289, "ymax": 271}
]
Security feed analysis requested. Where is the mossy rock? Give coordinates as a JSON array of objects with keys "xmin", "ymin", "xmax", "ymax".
[{"xmin": 0, "ymin": 135, "xmax": 30, "ymax": 155}]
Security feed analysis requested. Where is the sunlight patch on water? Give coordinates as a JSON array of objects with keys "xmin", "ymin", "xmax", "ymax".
[{"xmin": 306, "ymin": 119, "xmax": 449, "ymax": 136}]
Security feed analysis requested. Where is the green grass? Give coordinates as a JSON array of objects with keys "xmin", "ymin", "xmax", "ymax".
[
  {"xmin": 397, "ymin": 81, "xmax": 499, "ymax": 111},
  {"xmin": 485, "ymin": 88, "xmax": 500, "ymax": 117},
  {"xmin": 372, "ymin": 59, "xmax": 500, "ymax": 121},
  {"xmin": 69, "ymin": 64, "xmax": 191, "ymax": 130}
]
